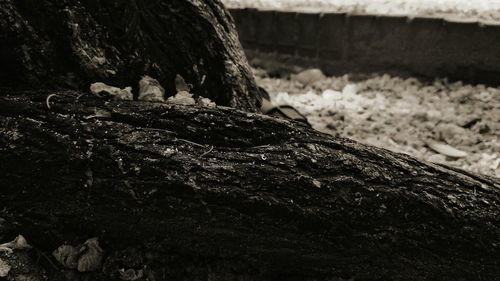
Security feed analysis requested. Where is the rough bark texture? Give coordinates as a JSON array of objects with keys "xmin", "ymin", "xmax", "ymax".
[
  {"xmin": 0, "ymin": 0, "xmax": 260, "ymax": 111},
  {"xmin": 0, "ymin": 91, "xmax": 499, "ymax": 281},
  {"xmin": 1, "ymin": 0, "xmax": 499, "ymax": 280}
]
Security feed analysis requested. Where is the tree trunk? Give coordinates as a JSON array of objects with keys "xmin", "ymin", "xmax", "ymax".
[
  {"xmin": 0, "ymin": 0, "xmax": 260, "ymax": 111},
  {"xmin": 0, "ymin": 91, "xmax": 499, "ymax": 280},
  {"xmin": 1, "ymin": 0, "xmax": 499, "ymax": 280}
]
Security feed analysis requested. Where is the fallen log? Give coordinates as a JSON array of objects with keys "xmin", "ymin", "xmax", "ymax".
[
  {"xmin": 0, "ymin": 0, "xmax": 499, "ymax": 280},
  {"xmin": 0, "ymin": 91, "xmax": 498, "ymax": 280}
]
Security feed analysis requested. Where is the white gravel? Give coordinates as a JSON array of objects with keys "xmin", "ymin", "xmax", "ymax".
[{"xmin": 224, "ymin": 0, "xmax": 500, "ymax": 22}]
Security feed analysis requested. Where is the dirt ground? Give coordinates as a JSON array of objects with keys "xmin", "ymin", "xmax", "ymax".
[{"xmin": 255, "ymin": 68, "xmax": 500, "ymax": 178}]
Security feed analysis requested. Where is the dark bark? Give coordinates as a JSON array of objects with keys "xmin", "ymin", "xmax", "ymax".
[
  {"xmin": 0, "ymin": 0, "xmax": 260, "ymax": 111},
  {"xmin": 0, "ymin": 91, "xmax": 499, "ymax": 281},
  {"xmin": 1, "ymin": 0, "xmax": 499, "ymax": 280}
]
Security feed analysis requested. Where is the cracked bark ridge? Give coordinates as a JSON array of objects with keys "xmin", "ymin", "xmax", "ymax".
[
  {"xmin": 0, "ymin": 0, "xmax": 260, "ymax": 112},
  {"xmin": 0, "ymin": 91, "xmax": 499, "ymax": 280}
]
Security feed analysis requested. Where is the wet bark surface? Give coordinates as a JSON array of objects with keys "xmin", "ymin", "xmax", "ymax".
[
  {"xmin": 0, "ymin": 91, "xmax": 499, "ymax": 280},
  {"xmin": 0, "ymin": 0, "xmax": 260, "ymax": 111}
]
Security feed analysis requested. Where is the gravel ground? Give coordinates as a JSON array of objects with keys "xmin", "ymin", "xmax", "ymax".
[
  {"xmin": 255, "ymin": 68, "xmax": 500, "ymax": 178},
  {"xmin": 224, "ymin": 0, "xmax": 500, "ymax": 23}
]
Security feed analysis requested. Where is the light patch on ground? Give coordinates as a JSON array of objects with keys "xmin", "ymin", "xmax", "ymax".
[
  {"xmin": 256, "ymin": 70, "xmax": 500, "ymax": 178},
  {"xmin": 224, "ymin": 0, "xmax": 500, "ymax": 22}
]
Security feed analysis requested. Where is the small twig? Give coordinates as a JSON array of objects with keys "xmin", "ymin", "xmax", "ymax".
[
  {"xmin": 250, "ymin": 144, "xmax": 271, "ymax": 149},
  {"xmin": 46, "ymin": 94, "xmax": 58, "ymax": 110},
  {"xmin": 76, "ymin": 92, "xmax": 89, "ymax": 101},
  {"xmin": 199, "ymin": 145, "xmax": 214, "ymax": 157},
  {"xmin": 177, "ymin": 138, "xmax": 205, "ymax": 148},
  {"xmin": 34, "ymin": 247, "xmax": 60, "ymax": 271},
  {"xmin": 144, "ymin": 128, "xmax": 177, "ymax": 134},
  {"xmin": 84, "ymin": 114, "xmax": 108, "ymax": 120}
]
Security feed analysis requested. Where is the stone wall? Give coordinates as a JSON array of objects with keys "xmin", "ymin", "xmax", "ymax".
[{"xmin": 231, "ymin": 8, "xmax": 500, "ymax": 84}]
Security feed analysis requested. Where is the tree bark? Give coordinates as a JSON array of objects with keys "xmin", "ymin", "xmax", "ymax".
[
  {"xmin": 0, "ymin": 91, "xmax": 499, "ymax": 280},
  {"xmin": 1, "ymin": 0, "xmax": 499, "ymax": 280},
  {"xmin": 0, "ymin": 0, "xmax": 260, "ymax": 111}
]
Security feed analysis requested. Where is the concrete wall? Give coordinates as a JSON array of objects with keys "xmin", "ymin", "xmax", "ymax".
[{"xmin": 230, "ymin": 8, "xmax": 500, "ymax": 84}]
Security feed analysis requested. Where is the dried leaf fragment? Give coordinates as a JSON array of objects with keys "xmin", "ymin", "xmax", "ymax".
[
  {"xmin": 426, "ymin": 140, "xmax": 468, "ymax": 158},
  {"xmin": 77, "ymin": 237, "xmax": 103, "ymax": 272},
  {"xmin": 0, "ymin": 235, "xmax": 32, "ymax": 251},
  {"xmin": 10, "ymin": 235, "xmax": 32, "ymax": 250},
  {"xmin": 167, "ymin": 91, "xmax": 196, "ymax": 105},
  {"xmin": 0, "ymin": 247, "xmax": 12, "ymax": 255},
  {"xmin": 119, "ymin": 268, "xmax": 144, "ymax": 281},
  {"xmin": 53, "ymin": 244, "xmax": 79, "ymax": 269},
  {"xmin": 312, "ymin": 179, "xmax": 322, "ymax": 188},
  {"xmin": 138, "ymin": 75, "xmax": 165, "ymax": 102},
  {"xmin": 52, "ymin": 237, "xmax": 104, "ymax": 272},
  {"xmin": 197, "ymin": 97, "xmax": 216, "ymax": 108},
  {"xmin": 90, "ymin": 82, "xmax": 133, "ymax": 100},
  {"xmin": 175, "ymin": 74, "xmax": 190, "ymax": 92},
  {"xmin": 0, "ymin": 258, "xmax": 10, "ymax": 277},
  {"xmin": 85, "ymin": 109, "xmax": 112, "ymax": 120}
]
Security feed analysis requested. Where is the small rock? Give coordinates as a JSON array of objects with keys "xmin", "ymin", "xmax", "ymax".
[
  {"xmin": 291, "ymin": 68, "xmax": 325, "ymax": 85},
  {"xmin": 322, "ymin": 89, "xmax": 343, "ymax": 100},
  {"xmin": 434, "ymin": 123, "xmax": 467, "ymax": 143},
  {"xmin": 342, "ymin": 84, "xmax": 358, "ymax": 96}
]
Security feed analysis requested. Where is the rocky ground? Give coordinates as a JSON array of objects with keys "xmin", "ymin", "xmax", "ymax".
[
  {"xmin": 224, "ymin": 0, "xmax": 500, "ymax": 23},
  {"xmin": 254, "ymin": 68, "xmax": 500, "ymax": 178}
]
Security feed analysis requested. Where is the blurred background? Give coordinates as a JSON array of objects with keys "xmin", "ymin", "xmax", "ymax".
[
  {"xmin": 223, "ymin": 0, "xmax": 500, "ymax": 177},
  {"xmin": 225, "ymin": 0, "xmax": 500, "ymax": 21}
]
